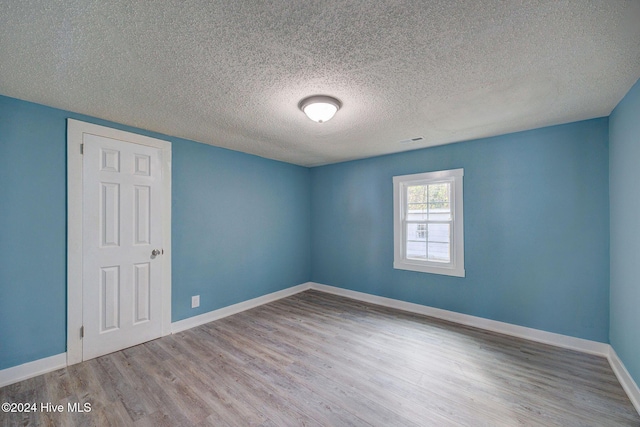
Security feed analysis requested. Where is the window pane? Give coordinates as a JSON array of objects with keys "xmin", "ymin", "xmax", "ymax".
[
  {"xmin": 428, "ymin": 183, "xmax": 451, "ymax": 221},
  {"xmin": 427, "ymin": 223, "xmax": 450, "ymax": 262},
  {"xmin": 407, "ymin": 185, "xmax": 427, "ymax": 220},
  {"xmin": 406, "ymin": 223, "xmax": 427, "ymax": 259}
]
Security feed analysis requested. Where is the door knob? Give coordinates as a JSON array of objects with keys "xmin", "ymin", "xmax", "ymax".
[{"xmin": 151, "ymin": 249, "xmax": 162, "ymax": 256}]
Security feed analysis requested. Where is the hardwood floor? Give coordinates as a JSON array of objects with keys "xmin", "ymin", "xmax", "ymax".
[{"xmin": 2, "ymin": 290, "xmax": 638, "ymax": 426}]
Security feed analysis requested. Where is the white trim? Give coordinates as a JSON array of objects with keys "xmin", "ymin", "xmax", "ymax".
[
  {"xmin": 608, "ymin": 347, "xmax": 640, "ymax": 414},
  {"xmin": 67, "ymin": 120, "xmax": 83, "ymax": 365},
  {"xmin": 3, "ymin": 282, "xmax": 639, "ymax": 416},
  {"xmin": 66, "ymin": 119, "xmax": 172, "ymax": 366},
  {"xmin": 0, "ymin": 353, "xmax": 67, "ymax": 388},
  {"xmin": 312, "ymin": 281, "xmax": 639, "ymax": 414},
  {"xmin": 308, "ymin": 282, "xmax": 609, "ymax": 356},
  {"xmin": 171, "ymin": 283, "xmax": 313, "ymax": 333}
]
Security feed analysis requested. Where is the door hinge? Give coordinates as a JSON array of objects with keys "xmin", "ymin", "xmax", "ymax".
[
  {"xmin": 80, "ymin": 326, "xmax": 84, "ymax": 338},
  {"xmin": 80, "ymin": 143, "xmax": 84, "ymax": 155}
]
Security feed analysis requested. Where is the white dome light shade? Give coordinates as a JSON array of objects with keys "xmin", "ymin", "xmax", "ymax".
[
  {"xmin": 303, "ymin": 102, "xmax": 337, "ymax": 123},
  {"xmin": 299, "ymin": 95, "xmax": 342, "ymax": 123}
]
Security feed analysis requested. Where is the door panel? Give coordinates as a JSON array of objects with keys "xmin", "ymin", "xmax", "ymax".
[
  {"xmin": 134, "ymin": 262, "xmax": 151, "ymax": 324},
  {"xmin": 100, "ymin": 266, "xmax": 120, "ymax": 332},
  {"xmin": 134, "ymin": 186, "xmax": 151, "ymax": 245}
]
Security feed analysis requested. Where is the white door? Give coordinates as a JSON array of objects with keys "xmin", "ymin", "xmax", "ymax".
[{"xmin": 82, "ymin": 133, "xmax": 165, "ymax": 360}]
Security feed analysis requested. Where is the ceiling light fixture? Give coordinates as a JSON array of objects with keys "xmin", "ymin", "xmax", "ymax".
[{"xmin": 299, "ymin": 95, "xmax": 342, "ymax": 123}]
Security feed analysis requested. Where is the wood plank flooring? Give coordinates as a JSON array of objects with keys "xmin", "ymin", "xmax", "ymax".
[{"xmin": 2, "ymin": 290, "xmax": 638, "ymax": 426}]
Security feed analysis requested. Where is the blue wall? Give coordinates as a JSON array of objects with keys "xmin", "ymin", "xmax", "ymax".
[
  {"xmin": 311, "ymin": 119, "xmax": 610, "ymax": 342},
  {"xmin": 0, "ymin": 97, "xmax": 68, "ymax": 370},
  {"xmin": 0, "ymin": 89, "xmax": 631, "ymax": 373},
  {"xmin": 0, "ymin": 95, "xmax": 310, "ymax": 370},
  {"xmin": 610, "ymin": 78, "xmax": 640, "ymax": 386},
  {"xmin": 172, "ymin": 139, "xmax": 310, "ymax": 321}
]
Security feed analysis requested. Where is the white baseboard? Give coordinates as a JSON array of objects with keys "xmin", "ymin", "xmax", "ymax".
[
  {"xmin": 608, "ymin": 347, "xmax": 640, "ymax": 414},
  {"xmin": 0, "ymin": 353, "xmax": 67, "ymax": 388},
  {"xmin": 0, "ymin": 283, "xmax": 313, "ymax": 388},
  {"xmin": 309, "ymin": 282, "xmax": 610, "ymax": 356},
  {"xmin": 2, "ymin": 281, "xmax": 638, "ymax": 417},
  {"xmin": 170, "ymin": 282, "xmax": 312, "ymax": 333}
]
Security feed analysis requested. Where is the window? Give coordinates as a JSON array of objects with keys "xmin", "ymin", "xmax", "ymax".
[{"xmin": 393, "ymin": 168, "xmax": 464, "ymax": 277}]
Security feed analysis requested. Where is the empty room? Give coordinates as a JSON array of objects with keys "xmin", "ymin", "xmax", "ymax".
[{"xmin": 1, "ymin": 1, "xmax": 640, "ymax": 426}]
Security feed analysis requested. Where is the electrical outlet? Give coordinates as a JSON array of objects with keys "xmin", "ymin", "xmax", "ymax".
[{"xmin": 191, "ymin": 295, "xmax": 200, "ymax": 308}]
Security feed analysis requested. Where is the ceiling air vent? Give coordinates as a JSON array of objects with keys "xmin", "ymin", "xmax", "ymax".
[{"xmin": 399, "ymin": 136, "xmax": 424, "ymax": 144}]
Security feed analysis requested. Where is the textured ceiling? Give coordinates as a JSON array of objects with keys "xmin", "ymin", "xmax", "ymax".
[{"xmin": 1, "ymin": 1, "xmax": 639, "ymax": 166}]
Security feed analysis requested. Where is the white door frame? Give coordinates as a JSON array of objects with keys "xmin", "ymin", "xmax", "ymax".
[{"xmin": 67, "ymin": 119, "xmax": 172, "ymax": 365}]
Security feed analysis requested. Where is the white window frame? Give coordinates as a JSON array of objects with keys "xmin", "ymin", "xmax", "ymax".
[{"xmin": 393, "ymin": 168, "xmax": 465, "ymax": 277}]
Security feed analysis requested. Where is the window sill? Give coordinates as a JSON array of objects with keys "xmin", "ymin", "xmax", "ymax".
[{"xmin": 393, "ymin": 261, "xmax": 465, "ymax": 278}]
